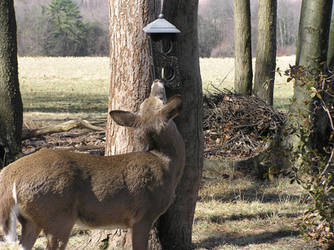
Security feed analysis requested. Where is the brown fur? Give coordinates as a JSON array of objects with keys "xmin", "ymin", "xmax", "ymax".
[{"xmin": 0, "ymin": 80, "xmax": 185, "ymax": 250}]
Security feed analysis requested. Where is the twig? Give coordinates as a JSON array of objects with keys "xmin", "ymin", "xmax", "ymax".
[
  {"xmin": 320, "ymin": 148, "xmax": 334, "ymax": 177},
  {"xmin": 320, "ymin": 99, "xmax": 334, "ymax": 131}
]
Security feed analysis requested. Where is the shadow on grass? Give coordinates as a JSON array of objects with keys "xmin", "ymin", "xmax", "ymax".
[
  {"xmin": 194, "ymin": 211, "xmax": 301, "ymax": 225},
  {"xmin": 198, "ymin": 182, "xmax": 303, "ymax": 203},
  {"xmin": 22, "ymin": 93, "xmax": 108, "ymax": 113},
  {"xmin": 193, "ymin": 229, "xmax": 299, "ymax": 249}
]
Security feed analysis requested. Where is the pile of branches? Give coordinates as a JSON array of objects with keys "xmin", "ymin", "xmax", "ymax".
[
  {"xmin": 22, "ymin": 120, "xmax": 106, "ymax": 156},
  {"xmin": 203, "ymin": 89, "xmax": 286, "ymax": 160}
]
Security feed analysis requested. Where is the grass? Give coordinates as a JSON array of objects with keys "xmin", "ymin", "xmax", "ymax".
[
  {"xmin": 19, "ymin": 57, "xmax": 109, "ymax": 116},
  {"xmin": 19, "ymin": 56, "xmax": 295, "ymax": 118},
  {"xmin": 200, "ymin": 56, "xmax": 295, "ymax": 111},
  {"xmin": 193, "ymin": 161, "xmax": 314, "ymax": 249},
  {"xmin": 0, "ymin": 56, "xmax": 314, "ymax": 249}
]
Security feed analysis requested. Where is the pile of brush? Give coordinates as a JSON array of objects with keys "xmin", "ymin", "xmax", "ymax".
[{"xmin": 203, "ymin": 89, "xmax": 286, "ymax": 161}]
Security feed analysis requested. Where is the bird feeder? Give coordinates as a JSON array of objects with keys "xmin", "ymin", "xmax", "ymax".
[{"xmin": 143, "ymin": 13, "xmax": 181, "ymax": 89}]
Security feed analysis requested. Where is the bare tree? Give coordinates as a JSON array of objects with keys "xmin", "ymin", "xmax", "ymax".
[
  {"xmin": 233, "ymin": 0, "xmax": 252, "ymax": 95},
  {"xmin": 253, "ymin": 0, "xmax": 277, "ymax": 105},
  {"xmin": 0, "ymin": 0, "xmax": 23, "ymax": 166}
]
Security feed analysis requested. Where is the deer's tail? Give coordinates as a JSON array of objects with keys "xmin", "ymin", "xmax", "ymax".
[{"xmin": 0, "ymin": 183, "xmax": 18, "ymax": 242}]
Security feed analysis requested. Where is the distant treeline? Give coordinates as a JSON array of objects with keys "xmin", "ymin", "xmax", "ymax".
[
  {"xmin": 15, "ymin": 0, "xmax": 109, "ymax": 56},
  {"xmin": 15, "ymin": 0, "xmax": 301, "ymax": 57},
  {"xmin": 199, "ymin": 0, "xmax": 301, "ymax": 57}
]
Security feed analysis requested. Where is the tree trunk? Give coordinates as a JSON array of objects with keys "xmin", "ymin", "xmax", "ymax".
[
  {"xmin": 105, "ymin": 0, "xmax": 153, "ymax": 156},
  {"xmin": 294, "ymin": 0, "xmax": 332, "ymax": 113},
  {"xmin": 328, "ymin": 8, "xmax": 334, "ymax": 69},
  {"xmin": 0, "ymin": 0, "xmax": 23, "ymax": 167},
  {"xmin": 291, "ymin": 0, "xmax": 333, "ymax": 150},
  {"xmin": 86, "ymin": 0, "xmax": 203, "ymax": 249},
  {"xmin": 155, "ymin": 1, "xmax": 203, "ymax": 249},
  {"xmin": 253, "ymin": 0, "xmax": 277, "ymax": 106},
  {"xmin": 86, "ymin": 0, "xmax": 154, "ymax": 248},
  {"xmin": 296, "ymin": 1, "xmax": 332, "ymax": 71},
  {"xmin": 233, "ymin": 0, "xmax": 252, "ymax": 95}
]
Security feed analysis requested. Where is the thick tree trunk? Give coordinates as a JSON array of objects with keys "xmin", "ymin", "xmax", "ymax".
[
  {"xmin": 155, "ymin": 1, "xmax": 203, "ymax": 249},
  {"xmin": 233, "ymin": 0, "xmax": 252, "ymax": 95},
  {"xmin": 294, "ymin": 0, "xmax": 332, "ymax": 114},
  {"xmin": 253, "ymin": 0, "xmax": 277, "ymax": 106},
  {"xmin": 86, "ymin": 0, "xmax": 154, "ymax": 248},
  {"xmin": 105, "ymin": 0, "xmax": 153, "ymax": 156},
  {"xmin": 290, "ymin": 0, "xmax": 333, "ymax": 150},
  {"xmin": 0, "ymin": 0, "xmax": 23, "ymax": 167},
  {"xmin": 296, "ymin": 1, "xmax": 332, "ymax": 71}
]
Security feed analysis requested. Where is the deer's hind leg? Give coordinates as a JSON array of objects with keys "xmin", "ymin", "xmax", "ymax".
[{"xmin": 18, "ymin": 216, "xmax": 41, "ymax": 250}]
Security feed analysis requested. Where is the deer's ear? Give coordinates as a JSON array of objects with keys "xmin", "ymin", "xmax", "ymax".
[
  {"xmin": 160, "ymin": 95, "xmax": 182, "ymax": 121},
  {"xmin": 109, "ymin": 110, "xmax": 138, "ymax": 127}
]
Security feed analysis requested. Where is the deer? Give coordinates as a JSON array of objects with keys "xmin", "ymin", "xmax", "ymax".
[{"xmin": 0, "ymin": 79, "xmax": 185, "ymax": 250}]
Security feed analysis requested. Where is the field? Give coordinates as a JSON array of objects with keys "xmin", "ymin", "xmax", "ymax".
[
  {"xmin": 200, "ymin": 56, "xmax": 296, "ymax": 111},
  {"xmin": 19, "ymin": 56, "xmax": 295, "ymax": 119},
  {"xmin": 1, "ymin": 56, "xmax": 318, "ymax": 249}
]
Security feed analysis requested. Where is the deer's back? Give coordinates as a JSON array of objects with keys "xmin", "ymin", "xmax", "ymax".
[{"xmin": 0, "ymin": 149, "xmax": 175, "ymax": 228}]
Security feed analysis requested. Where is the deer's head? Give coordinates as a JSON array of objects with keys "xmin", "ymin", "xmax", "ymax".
[{"xmin": 109, "ymin": 80, "xmax": 182, "ymax": 151}]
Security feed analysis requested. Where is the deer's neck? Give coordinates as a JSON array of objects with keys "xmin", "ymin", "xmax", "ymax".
[{"xmin": 150, "ymin": 121, "xmax": 185, "ymax": 182}]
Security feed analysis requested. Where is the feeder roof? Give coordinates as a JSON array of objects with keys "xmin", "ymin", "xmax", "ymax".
[{"xmin": 143, "ymin": 14, "xmax": 181, "ymax": 34}]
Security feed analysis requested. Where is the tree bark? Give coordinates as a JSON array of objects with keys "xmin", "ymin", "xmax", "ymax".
[
  {"xmin": 155, "ymin": 1, "xmax": 203, "ymax": 249},
  {"xmin": 291, "ymin": 0, "xmax": 333, "ymax": 150},
  {"xmin": 233, "ymin": 0, "xmax": 252, "ymax": 95},
  {"xmin": 296, "ymin": 1, "xmax": 332, "ymax": 71},
  {"xmin": 0, "ymin": 0, "xmax": 23, "ymax": 167},
  {"xmin": 85, "ymin": 0, "xmax": 154, "ymax": 248},
  {"xmin": 105, "ymin": 0, "xmax": 153, "ymax": 156},
  {"xmin": 294, "ymin": 0, "xmax": 332, "ymax": 114},
  {"xmin": 253, "ymin": 0, "xmax": 277, "ymax": 106}
]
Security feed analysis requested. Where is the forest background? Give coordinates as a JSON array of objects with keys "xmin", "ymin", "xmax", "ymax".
[{"xmin": 15, "ymin": 0, "xmax": 301, "ymax": 57}]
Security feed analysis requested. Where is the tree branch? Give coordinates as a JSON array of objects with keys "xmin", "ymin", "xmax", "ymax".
[{"xmin": 22, "ymin": 119, "xmax": 104, "ymax": 140}]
